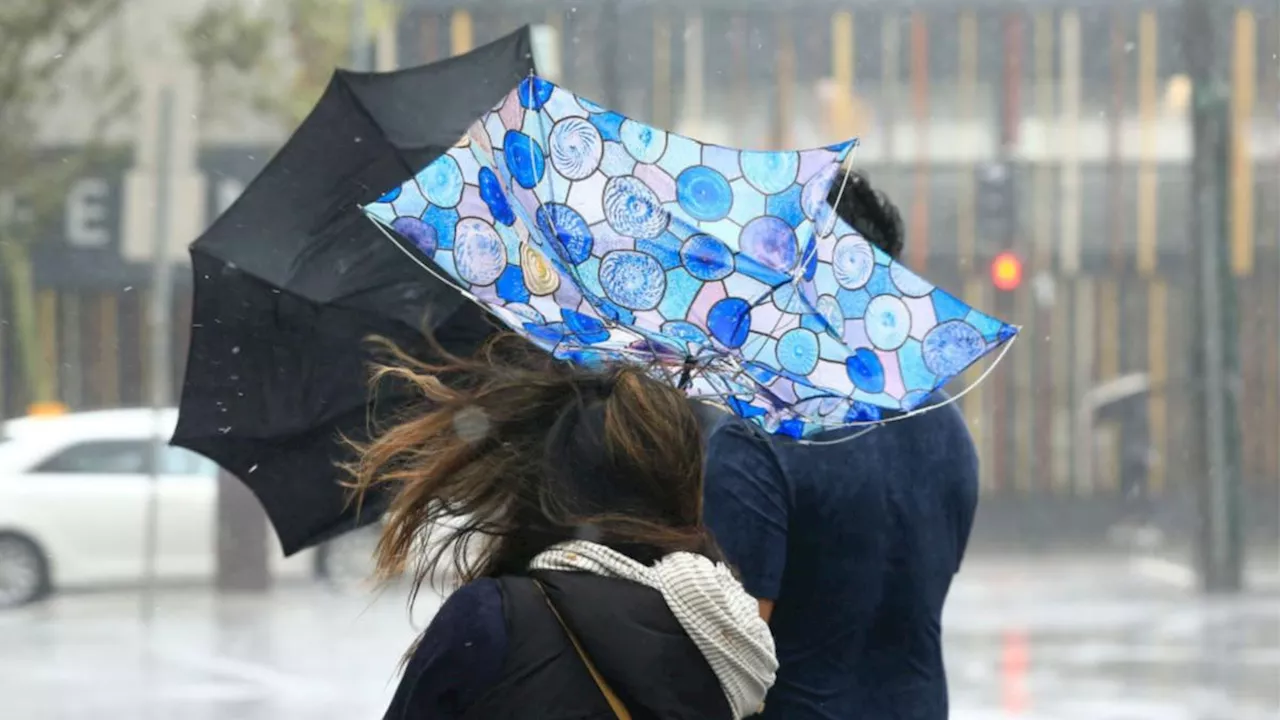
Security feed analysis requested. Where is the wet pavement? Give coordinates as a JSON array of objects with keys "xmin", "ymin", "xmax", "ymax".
[
  {"xmin": 942, "ymin": 555, "xmax": 1279, "ymax": 720},
  {"xmin": 2, "ymin": 553, "xmax": 1276, "ymax": 720}
]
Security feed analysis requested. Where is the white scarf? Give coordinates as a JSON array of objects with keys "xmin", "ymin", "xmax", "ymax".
[{"xmin": 529, "ymin": 540, "xmax": 777, "ymax": 719}]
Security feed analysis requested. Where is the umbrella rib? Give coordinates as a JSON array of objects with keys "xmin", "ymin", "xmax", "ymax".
[
  {"xmin": 792, "ymin": 143, "xmax": 859, "ymax": 288},
  {"xmin": 367, "ymin": 215, "xmax": 484, "ymax": 307},
  {"xmin": 796, "ymin": 332, "xmax": 1021, "ymax": 445}
]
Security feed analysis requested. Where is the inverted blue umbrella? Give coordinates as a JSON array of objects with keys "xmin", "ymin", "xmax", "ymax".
[{"xmin": 364, "ymin": 77, "xmax": 1017, "ymax": 437}]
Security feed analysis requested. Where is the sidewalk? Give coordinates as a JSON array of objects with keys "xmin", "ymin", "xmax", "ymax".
[{"xmin": 1, "ymin": 554, "xmax": 1276, "ymax": 719}]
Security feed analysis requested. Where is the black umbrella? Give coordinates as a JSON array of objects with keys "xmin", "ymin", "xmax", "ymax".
[{"xmin": 174, "ymin": 27, "xmax": 535, "ymax": 555}]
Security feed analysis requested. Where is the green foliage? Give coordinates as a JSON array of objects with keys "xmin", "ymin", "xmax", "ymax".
[
  {"xmin": 0, "ymin": 0, "xmax": 132, "ymax": 241},
  {"xmin": 185, "ymin": 0, "xmax": 356, "ymax": 127},
  {"xmin": 0, "ymin": 0, "xmax": 133, "ymax": 407}
]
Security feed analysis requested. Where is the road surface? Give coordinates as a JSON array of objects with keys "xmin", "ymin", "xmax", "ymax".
[{"xmin": 2, "ymin": 553, "xmax": 1276, "ymax": 719}]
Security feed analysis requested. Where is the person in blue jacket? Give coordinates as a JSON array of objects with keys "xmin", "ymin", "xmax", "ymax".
[{"xmin": 703, "ymin": 170, "xmax": 980, "ymax": 719}]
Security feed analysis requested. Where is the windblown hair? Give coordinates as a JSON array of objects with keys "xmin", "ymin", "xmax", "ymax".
[
  {"xmin": 826, "ymin": 169, "xmax": 905, "ymax": 260},
  {"xmin": 345, "ymin": 332, "xmax": 717, "ymax": 606}
]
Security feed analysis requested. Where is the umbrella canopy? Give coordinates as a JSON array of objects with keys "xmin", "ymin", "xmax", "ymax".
[
  {"xmin": 364, "ymin": 77, "xmax": 1017, "ymax": 438},
  {"xmin": 174, "ymin": 27, "xmax": 535, "ymax": 555}
]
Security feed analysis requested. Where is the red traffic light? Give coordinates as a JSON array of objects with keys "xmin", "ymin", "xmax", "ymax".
[{"xmin": 990, "ymin": 252, "xmax": 1023, "ymax": 292}]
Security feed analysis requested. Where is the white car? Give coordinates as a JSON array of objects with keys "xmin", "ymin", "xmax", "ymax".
[{"xmin": 0, "ymin": 408, "xmax": 314, "ymax": 607}]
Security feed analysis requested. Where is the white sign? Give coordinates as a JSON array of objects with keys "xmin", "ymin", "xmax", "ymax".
[{"xmin": 64, "ymin": 178, "xmax": 110, "ymax": 248}]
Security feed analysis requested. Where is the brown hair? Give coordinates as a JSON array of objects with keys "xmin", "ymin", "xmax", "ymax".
[{"xmin": 345, "ymin": 332, "xmax": 717, "ymax": 605}]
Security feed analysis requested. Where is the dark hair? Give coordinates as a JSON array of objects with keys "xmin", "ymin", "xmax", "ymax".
[
  {"xmin": 826, "ymin": 169, "xmax": 905, "ymax": 260},
  {"xmin": 345, "ymin": 332, "xmax": 717, "ymax": 605}
]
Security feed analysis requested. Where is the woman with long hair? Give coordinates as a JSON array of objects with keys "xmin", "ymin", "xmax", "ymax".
[{"xmin": 348, "ymin": 334, "xmax": 776, "ymax": 720}]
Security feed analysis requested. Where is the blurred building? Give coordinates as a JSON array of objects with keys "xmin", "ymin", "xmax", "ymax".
[{"xmin": 3, "ymin": 0, "xmax": 1277, "ymax": 547}]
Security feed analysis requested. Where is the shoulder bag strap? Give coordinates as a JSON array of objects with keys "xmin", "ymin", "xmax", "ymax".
[{"xmin": 532, "ymin": 579, "xmax": 633, "ymax": 720}]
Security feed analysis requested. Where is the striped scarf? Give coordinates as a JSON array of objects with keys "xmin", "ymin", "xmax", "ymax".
[{"xmin": 530, "ymin": 540, "xmax": 777, "ymax": 719}]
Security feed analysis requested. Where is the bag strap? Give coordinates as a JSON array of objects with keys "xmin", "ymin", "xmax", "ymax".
[{"xmin": 532, "ymin": 579, "xmax": 633, "ymax": 720}]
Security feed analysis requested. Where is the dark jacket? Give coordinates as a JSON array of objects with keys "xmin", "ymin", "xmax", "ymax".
[
  {"xmin": 384, "ymin": 570, "xmax": 732, "ymax": 720},
  {"xmin": 704, "ymin": 395, "xmax": 977, "ymax": 719}
]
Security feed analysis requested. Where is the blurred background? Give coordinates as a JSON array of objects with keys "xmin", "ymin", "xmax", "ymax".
[{"xmin": 0, "ymin": 0, "xmax": 1277, "ymax": 718}]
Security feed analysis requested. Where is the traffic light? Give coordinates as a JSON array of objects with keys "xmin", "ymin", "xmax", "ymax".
[
  {"xmin": 990, "ymin": 251, "xmax": 1023, "ymax": 292},
  {"xmin": 976, "ymin": 161, "xmax": 1017, "ymax": 251}
]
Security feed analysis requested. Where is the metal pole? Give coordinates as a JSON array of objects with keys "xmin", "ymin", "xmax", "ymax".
[
  {"xmin": 1183, "ymin": 0, "xmax": 1243, "ymax": 593},
  {"xmin": 142, "ymin": 84, "xmax": 176, "ymax": 622},
  {"xmin": 350, "ymin": 0, "xmax": 368, "ymax": 70}
]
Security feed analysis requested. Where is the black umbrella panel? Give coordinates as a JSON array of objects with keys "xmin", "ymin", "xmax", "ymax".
[{"xmin": 174, "ymin": 27, "xmax": 534, "ymax": 555}]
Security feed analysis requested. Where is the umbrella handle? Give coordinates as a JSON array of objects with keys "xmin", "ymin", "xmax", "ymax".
[{"xmin": 677, "ymin": 357, "xmax": 697, "ymax": 390}]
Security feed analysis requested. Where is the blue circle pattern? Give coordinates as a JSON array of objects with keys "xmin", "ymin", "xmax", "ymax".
[
  {"xmin": 362, "ymin": 77, "xmax": 1017, "ymax": 438},
  {"xmin": 845, "ymin": 348, "xmax": 886, "ymax": 393},
  {"xmin": 661, "ymin": 321, "xmax": 709, "ymax": 347},
  {"xmin": 865, "ymin": 295, "xmax": 911, "ymax": 351},
  {"xmin": 421, "ymin": 154, "xmax": 464, "ymax": 208},
  {"xmin": 832, "ymin": 235, "xmax": 875, "ymax": 289},
  {"xmin": 453, "ymin": 219, "xmax": 506, "ymax": 286},
  {"xmin": 922, "ymin": 320, "xmax": 986, "ymax": 377},
  {"xmin": 707, "ymin": 297, "xmax": 751, "ymax": 349},
  {"xmin": 740, "ymin": 216, "xmax": 798, "ymax": 273},
  {"xmin": 518, "ymin": 77, "xmax": 554, "ymax": 109},
  {"xmin": 676, "ymin": 166, "xmax": 733, "ymax": 221},
  {"xmin": 777, "ymin": 328, "xmax": 819, "ymax": 375},
  {"xmin": 599, "ymin": 251, "xmax": 666, "ymax": 310},
  {"xmin": 603, "ymin": 175, "xmax": 668, "ymax": 239},
  {"xmin": 549, "ymin": 117, "xmax": 602, "ymax": 180},
  {"xmin": 478, "ymin": 167, "xmax": 515, "ymax": 226},
  {"xmin": 680, "ymin": 234, "xmax": 734, "ymax": 281},
  {"xmin": 391, "ymin": 217, "xmax": 436, "ymax": 256},
  {"xmin": 536, "ymin": 203, "xmax": 593, "ymax": 265},
  {"xmin": 504, "ymin": 130, "xmax": 545, "ymax": 189},
  {"xmin": 562, "ymin": 308, "xmax": 610, "ymax": 344},
  {"xmin": 741, "ymin": 151, "xmax": 799, "ymax": 194},
  {"xmin": 620, "ymin": 119, "xmax": 666, "ymax": 163}
]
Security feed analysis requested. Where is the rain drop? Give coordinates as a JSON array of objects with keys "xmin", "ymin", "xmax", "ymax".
[
  {"xmin": 123, "ymin": 285, "xmax": 134, "ymax": 292},
  {"xmin": 218, "ymin": 426, "xmax": 233, "ymax": 434},
  {"xmin": 453, "ymin": 406, "xmax": 491, "ymax": 444},
  {"xmin": 248, "ymin": 464, "xmax": 259, "ymax": 474},
  {"xmin": 1124, "ymin": 41, "xmax": 1135, "ymax": 53},
  {"xmin": 231, "ymin": 346, "xmax": 241, "ymax": 354}
]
